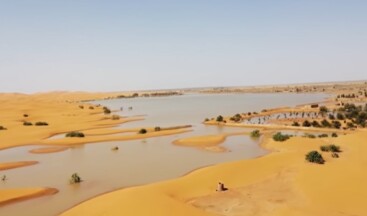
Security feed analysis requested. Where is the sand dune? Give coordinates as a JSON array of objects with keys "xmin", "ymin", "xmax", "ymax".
[{"xmin": 61, "ymin": 130, "xmax": 367, "ymax": 216}]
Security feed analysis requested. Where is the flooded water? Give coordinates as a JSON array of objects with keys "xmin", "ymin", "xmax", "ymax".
[{"xmin": 0, "ymin": 93, "xmax": 327, "ymax": 216}]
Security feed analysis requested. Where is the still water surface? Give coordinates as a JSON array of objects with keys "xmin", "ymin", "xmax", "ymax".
[{"xmin": 0, "ymin": 93, "xmax": 327, "ymax": 216}]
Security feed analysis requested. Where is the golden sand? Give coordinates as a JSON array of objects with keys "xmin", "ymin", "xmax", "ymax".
[
  {"xmin": 0, "ymin": 188, "xmax": 58, "ymax": 207},
  {"xmin": 0, "ymin": 161, "xmax": 38, "ymax": 171},
  {"xmin": 61, "ymin": 129, "xmax": 367, "ymax": 216}
]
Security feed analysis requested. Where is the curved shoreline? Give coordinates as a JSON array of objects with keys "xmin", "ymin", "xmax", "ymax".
[
  {"xmin": 0, "ymin": 188, "xmax": 59, "ymax": 207},
  {"xmin": 61, "ymin": 128, "xmax": 367, "ymax": 216},
  {"xmin": 0, "ymin": 161, "xmax": 39, "ymax": 171}
]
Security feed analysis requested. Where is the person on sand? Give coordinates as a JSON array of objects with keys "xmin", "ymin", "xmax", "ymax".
[{"xmin": 216, "ymin": 182, "xmax": 227, "ymax": 192}]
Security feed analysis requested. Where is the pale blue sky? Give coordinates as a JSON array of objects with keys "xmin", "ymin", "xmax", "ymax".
[{"xmin": 0, "ymin": 0, "xmax": 366, "ymax": 93}]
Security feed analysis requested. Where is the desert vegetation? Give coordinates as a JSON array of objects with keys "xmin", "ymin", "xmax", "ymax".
[
  {"xmin": 103, "ymin": 106, "xmax": 111, "ymax": 114},
  {"xmin": 70, "ymin": 173, "xmax": 82, "ymax": 184},
  {"xmin": 35, "ymin": 122, "xmax": 49, "ymax": 126},
  {"xmin": 66, "ymin": 131, "xmax": 85, "ymax": 138},
  {"xmin": 320, "ymin": 144, "xmax": 340, "ymax": 153},
  {"xmin": 23, "ymin": 121, "xmax": 33, "ymax": 126},
  {"xmin": 138, "ymin": 128, "xmax": 147, "ymax": 134},
  {"xmin": 272, "ymin": 132, "xmax": 291, "ymax": 142},
  {"xmin": 305, "ymin": 151, "xmax": 325, "ymax": 164},
  {"xmin": 250, "ymin": 130, "xmax": 261, "ymax": 138}
]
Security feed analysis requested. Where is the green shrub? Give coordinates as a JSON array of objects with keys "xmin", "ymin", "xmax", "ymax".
[
  {"xmin": 321, "ymin": 119, "xmax": 332, "ymax": 127},
  {"xmin": 302, "ymin": 120, "xmax": 311, "ymax": 127},
  {"xmin": 250, "ymin": 130, "xmax": 261, "ymax": 138},
  {"xmin": 331, "ymin": 132, "xmax": 338, "ymax": 137},
  {"xmin": 103, "ymin": 107, "xmax": 111, "ymax": 114},
  {"xmin": 292, "ymin": 121, "xmax": 300, "ymax": 126},
  {"xmin": 138, "ymin": 128, "xmax": 147, "ymax": 134},
  {"xmin": 273, "ymin": 132, "xmax": 291, "ymax": 142},
  {"xmin": 318, "ymin": 134, "xmax": 328, "ymax": 138},
  {"xmin": 35, "ymin": 122, "xmax": 48, "ymax": 126},
  {"xmin": 332, "ymin": 153, "xmax": 339, "ymax": 158},
  {"xmin": 320, "ymin": 144, "xmax": 340, "ymax": 152},
  {"xmin": 329, "ymin": 144, "xmax": 341, "ymax": 152},
  {"xmin": 70, "ymin": 173, "xmax": 82, "ymax": 184},
  {"xmin": 23, "ymin": 121, "xmax": 33, "ymax": 126},
  {"xmin": 216, "ymin": 115, "xmax": 224, "ymax": 122},
  {"xmin": 66, "ymin": 131, "xmax": 85, "ymax": 138},
  {"xmin": 311, "ymin": 121, "xmax": 321, "ymax": 127},
  {"xmin": 305, "ymin": 151, "xmax": 324, "ymax": 164},
  {"xmin": 154, "ymin": 126, "xmax": 161, "ymax": 132},
  {"xmin": 304, "ymin": 133, "xmax": 316, "ymax": 139},
  {"xmin": 319, "ymin": 106, "xmax": 329, "ymax": 113}
]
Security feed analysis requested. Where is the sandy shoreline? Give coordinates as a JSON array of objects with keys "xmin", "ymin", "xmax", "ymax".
[
  {"xmin": 0, "ymin": 161, "xmax": 39, "ymax": 171},
  {"xmin": 0, "ymin": 188, "xmax": 59, "ymax": 207},
  {"xmin": 61, "ymin": 129, "xmax": 367, "ymax": 216},
  {"xmin": 0, "ymin": 83, "xmax": 366, "ymax": 215}
]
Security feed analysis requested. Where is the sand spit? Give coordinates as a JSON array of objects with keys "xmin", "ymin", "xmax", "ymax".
[
  {"xmin": 0, "ymin": 188, "xmax": 58, "ymax": 207},
  {"xmin": 172, "ymin": 131, "xmax": 250, "ymax": 152},
  {"xmin": 0, "ymin": 161, "xmax": 39, "ymax": 171},
  {"xmin": 29, "ymin": 146, "xmax": 69, "ymax": 154},
  {"xmin": 41, "ymin": 128, "xmax": 192, "ymax": 146}
]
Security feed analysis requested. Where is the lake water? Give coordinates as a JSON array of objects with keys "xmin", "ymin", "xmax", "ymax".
[{"xmin": 0, "ymin": 93, "xmax": 327, "ymax": 216}]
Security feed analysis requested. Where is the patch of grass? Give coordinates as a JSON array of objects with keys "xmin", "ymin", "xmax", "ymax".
[
  {"xmin": 273, "ymin": 132, "xmax": 291, "ymax": 142},
  {"xmin": 138, "ymin": 128, "xmax": 147, "ymax": 134},
  {"xmin": 305, "ymin": 151, "xmax": 325, "ymax": 164},
  {"xmin": 66, "ymin": 131, "xmax": 85, "ymax": 138},
  {"xmin": 35, "ymin": 122, "xmax": 48, "ymax": 126}
]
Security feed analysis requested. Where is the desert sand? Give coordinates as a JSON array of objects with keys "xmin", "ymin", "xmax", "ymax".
[
  {"xmin": 1, "ymin": 81, "xmax": 366, "ymax": 215},
  {"xmin": 61, "ymin": 129, "xmax": 367, "ymax": 216}
]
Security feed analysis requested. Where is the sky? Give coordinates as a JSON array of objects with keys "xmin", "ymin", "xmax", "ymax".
[{"xmin": 0, "ymin": 0, "xmax": 366, "ymax": 93}]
